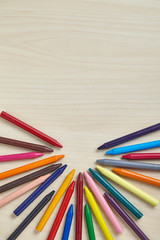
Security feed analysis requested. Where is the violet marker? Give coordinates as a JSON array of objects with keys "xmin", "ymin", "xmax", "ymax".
[
  {"xmin": 104, "ymin": 193, "xmax": 149, "ymax": 240},
  {"xmin": 98, "ymin": 123, "xmax": 160, "ymax": 150}
]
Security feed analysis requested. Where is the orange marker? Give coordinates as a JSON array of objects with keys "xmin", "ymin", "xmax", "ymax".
[
  {"xmin": 0, "ymin": 155, "xmax": 64, "ymax": 180},
  {"xmin": 113, "ymin": 168, "xmax": 160, "ymax": 187}
]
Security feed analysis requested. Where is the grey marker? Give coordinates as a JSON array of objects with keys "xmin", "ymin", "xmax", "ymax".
[{"xmin": 96, "ymin": 159, "xmax": 160, "ymax": 170}]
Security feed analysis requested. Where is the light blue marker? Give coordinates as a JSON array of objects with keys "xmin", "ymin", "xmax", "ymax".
[
  {"xmin": 106, "ymin": 140, "xmax": 160, "ymax": 155},
  {"xmin": 62, "ymin": 204, "xmax": 74, "ymax": 240}
]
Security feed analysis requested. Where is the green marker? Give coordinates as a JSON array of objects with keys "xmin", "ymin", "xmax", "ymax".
[
  {"xmin": 89, "ymin": 168, "xmax": 143, "ymax": 219},
  {"xmin": 85, "ymin": 204, "xmax": 96, "ymax": 240}
]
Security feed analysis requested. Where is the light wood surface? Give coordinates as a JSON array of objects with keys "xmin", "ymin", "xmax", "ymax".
[{"xmin": 0, "ymin": 0, "xmax": 160, "ymax": 239}]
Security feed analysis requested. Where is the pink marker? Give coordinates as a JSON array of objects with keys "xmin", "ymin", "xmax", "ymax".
[
  {"xmin": 0, "ymin": 152, "xmax": 44, "ymax": 162},
  {"xmin": 84, "ymin": 171, "xmax": 123, "ymax": 234},
  {"xmin": 0, "ymin": 174, "xmax": 50, "ymax": 208}
]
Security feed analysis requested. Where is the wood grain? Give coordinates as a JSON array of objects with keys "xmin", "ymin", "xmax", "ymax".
[{"xmin": 0, "ymin": 0, "xmax": 160, "ymax": 239}]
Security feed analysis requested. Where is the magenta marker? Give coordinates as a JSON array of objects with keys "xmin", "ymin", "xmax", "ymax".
[{"xmin": 0, "ymin": 152, "xmax": 44, "ymax": 162}]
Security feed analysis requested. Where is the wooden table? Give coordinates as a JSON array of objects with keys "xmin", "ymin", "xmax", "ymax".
[{"xmin": 0, "ymin": 1, "xmax": 160, "ymax": 239}]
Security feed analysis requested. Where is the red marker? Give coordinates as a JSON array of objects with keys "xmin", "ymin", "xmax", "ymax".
[
  {"xmin": 47, "ymin": 181, "xmax": 75, "ymax": 240},
  {"xmin": 0, "ymin": 111, "xmax": 62, "ymax": 148},
  {"xmin": 76, "ymin": 173, "xmax": 83, "ymax": 240},
  {"xmin": 122, "ymin": 153, "xmax": 160, "ymax": 160}
]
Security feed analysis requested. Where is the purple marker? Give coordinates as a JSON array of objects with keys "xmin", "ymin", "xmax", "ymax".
[
  {"xmin": 98, "ymin": 123, "xmax": 160, "ymax": 149},
  {"xmin": 104, "ymin": 193, "xmax": 149, "ymax": 240}
]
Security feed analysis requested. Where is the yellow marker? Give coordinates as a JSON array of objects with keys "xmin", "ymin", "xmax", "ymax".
[
  {"xmin": 97, "ymin": 166, "xmax": 159, "ymax": 207},
  {"xmin": 84, "ymin": 186, "xmax": 113, "ymax": 240},
  {"xmin": 36, "ymin": 169, "xmax": 76, "ymax": 232}
]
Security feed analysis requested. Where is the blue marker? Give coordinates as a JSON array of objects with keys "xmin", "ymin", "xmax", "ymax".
[
  {"xmin": 14, "ymin": 165, "xmax": 67, "ymax": 216},
  {"xmin": 62, "ymin": 204, "xmax": 74, "ymax": 240},
  {"xmin": 106, "ymin": 140, "xmax": 160, "ymax": 155}
]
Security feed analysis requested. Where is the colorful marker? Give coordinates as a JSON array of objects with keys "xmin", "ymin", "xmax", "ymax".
[
  {"xmin": 106, "ymin": 140, "xmax": 160, "ymax": 155},
  {"xmin": 0, "ymin": 164, "xmax": 62, "ymax": 193},
  {"xmin": 97, "ymin": 166, "xmax": 159, "ymax": 206},
  {"xmin": 0, "ymin": 152, "xmax": 44, "ymax": 162},
  {"xmin": 122, "ymin": 153, "xmax": 160, "ymax": 160},
  {"xmin": 0, "ymin": 175, "xmax": 50, "ymax": 208},
  {"xmin": 84, "ymin": 171, "xmax": 123, "ymax": 233},
  {"xmin": 47, "ymin": 181, "xmax": 75, "ymax": 240},
  {"xmin": 113, "ymin": 168, "xmax": 160, "ymax": 187},
  {"xmin": 98, "ymin": 123, "xmax": 160, "ymax": 149},
  {"xmin": 0, "ymin": 111, "xmax": 63, "ymax": 148},
  {"xmin": 14, "ymin": 165, "xmax": 67, "ymax": 216},
  {"xmin": 7, "ymin": 190, "xmax": 55, "ymax": 240},
  {"xmin": 76, "ymin": 173, "xmax": 83, "ymax": 240},
  {"xmin": 89, "ymin": 168, "xmax": 143, "ymax": 219},
  {"xmin": 0, "ymin": 136, "xmax": 53, "ymax": 152},
  {"xmin": 85, "ymin": 204, "xmax": 96, "ymax": 240},
  {"xmin": 85, "ymin": 187, "xmax": 113, "ymax": 240},
  {"xmin": 62, "ymin": 204, "xmax": 74, "ymax": 240},
  {"xmin": 36, "ymin": 169, "xmax": 75, "ymax": 231},
  {"xmin": 104, "ymin": 193, "xmax": 149, "ymax": 240},
  {"xmin": 96, "ymin": 159, "xmax": 160, "ymax": 171},
  {"xmin": 0, "ymin": 154, "xmax": 64, "ymax": 180}
]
